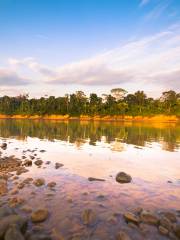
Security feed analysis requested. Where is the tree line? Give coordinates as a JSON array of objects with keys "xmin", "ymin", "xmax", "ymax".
[{"xmin": 0, "ymin": 89, "xmax": 179, "ymax": 116}]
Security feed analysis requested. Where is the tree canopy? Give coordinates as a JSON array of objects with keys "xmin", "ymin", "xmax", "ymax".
[{"xmin": 0, "ymin": 89, "xmax": 179, "ymax": 116}]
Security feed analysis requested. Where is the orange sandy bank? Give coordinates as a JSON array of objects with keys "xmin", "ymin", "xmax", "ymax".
[{"xmin": 0, "ymin": 114, "xmax": 179, "ymax": 122}]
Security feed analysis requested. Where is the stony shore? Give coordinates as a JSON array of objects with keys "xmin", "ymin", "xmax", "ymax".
[{"xmin": 0, "ymin": 142, "xmax": 180, "ymax": 240}]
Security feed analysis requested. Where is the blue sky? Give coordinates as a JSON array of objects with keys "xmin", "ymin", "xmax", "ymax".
[{"xmin": 0, "ymin": 0, "xmax": 180, "ymax": 97}]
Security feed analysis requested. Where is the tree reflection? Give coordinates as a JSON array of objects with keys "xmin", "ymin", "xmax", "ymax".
[{"xmin": 0, "ymin": 119, "xmax": 179, "ymax": 152}]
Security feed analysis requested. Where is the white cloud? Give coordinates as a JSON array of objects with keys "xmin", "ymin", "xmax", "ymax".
[
  {"xmin": 0, "ymin": 68, "xmax": 30, "ymax": 86},
  {"xmin": 6, "ymin": 25, "xmax": 180, "ymax": 94}
]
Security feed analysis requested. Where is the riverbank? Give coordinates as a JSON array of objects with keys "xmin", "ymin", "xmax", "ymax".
[{"xmin": 0, "ymin": 114, "xmax": 179, "ymax": 122}]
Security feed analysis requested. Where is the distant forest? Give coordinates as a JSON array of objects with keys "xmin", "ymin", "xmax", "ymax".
[{"xmin": 0, "ymin": 89, "xmax": 179, "ymax": 116}]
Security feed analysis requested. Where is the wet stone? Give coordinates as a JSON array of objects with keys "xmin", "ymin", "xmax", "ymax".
[
  {"xmin": 88, "ymin": 177, "xmax": 105, "ymax": 182},
  {"xmin": 124, "ymin": 212, "xmax": 139, "ymax": 224},
  {"xmin": 158, "ymin": 225, "xmax": 169, "ymax": 235},
  {"xmin": 116, "ymin": 172, "xmax": 132, "ymax": 183},
  {"xmin": 31, "ymin": 209, "xmax": 49, "ymax": 223},
  {"xmin": 55, "ymin": 163, "xmax": 64, "ymax": 169},
  {"xmin": 116, "ymin": 231, "xmax": 132, "ymax": 240},
  {"xmin": 81, "ymin": 209, "xmax": 96, "ymax": 226},
  {"xmin": 33, "ymin": 178, "xmax": 45, "ymax": 187},
  {"xmin": 4, "ymin": 224, "xmax": 25, "ymax": 240},
  {"xmin": 140, "ymin": 210, "xmax": 159, "ymax": 225},
  {"xmin": 34, "ymin": 160, "xmax": 43, "ymax": 166}
]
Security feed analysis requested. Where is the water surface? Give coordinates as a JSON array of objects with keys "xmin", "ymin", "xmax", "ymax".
[{"xmin": 0, "ymin": 119, "xmax": 180, "ymax": 239}]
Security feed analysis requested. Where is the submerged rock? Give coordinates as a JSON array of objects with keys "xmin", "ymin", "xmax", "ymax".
[
  {"xmin": 88, "ymin": 177, "xmax": 105, "ymax": 182},
  {"xmin": 116, "ymin": 172, "xmax": 132, "ymax": 183},
  {"xmin": 158, "ymin": 225, "xmax": 169, "ymax": 235},
  {"xmin": 81, "ymin": 209, "xmax": 96, "ymax": 225},
  {"xmin": 173, "ymin": 223, "xmax": 180, "ymax": 238},
  {"xmin": 47, "ymin": 182, "xmax": 56, "ymax": 188},
  {"xmin": 140, "ymin": 210, "xmax": 159, "ymax": 225},
  {"xmin": 124, "ymin": 212, "xmax": 139, "ymax": 224},
  {"xmin": 33, "ymin": 178, "xmax": 45, "ymax": 187},
  {"xmin": 34, "ymin": 160, "xmax": 43, "ymax": 166},
  {"xmin": 1, "ymin": 143, "xmax": 7, "ymax": 150},
  {"xmin": 31, "ymin": 209, "xmax": 49, "ymax": 223},
  {"xmin": 116, "ymin": 231, "xmax": 132, "ymax": 240},
  {"xmin": 0, "ymin": 214, "xmax": 27, "ymax": 238},
  {"xmin": 4, "ymin": 224, "xmax": 25, "ymax": 240},
  {"xmin": 55, "ymin": 163, "xmax": 64, "ymax": 169},
  {"xmin": 0, "ymin": 179, "xmax": 8, "ymax": 195}
]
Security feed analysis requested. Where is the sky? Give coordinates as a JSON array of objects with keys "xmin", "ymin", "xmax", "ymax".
[{"xmin": 0, "ymin": 0, "xmax": 180, "ymax": 98}]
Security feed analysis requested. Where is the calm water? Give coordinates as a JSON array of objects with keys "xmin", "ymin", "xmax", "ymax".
[{"xmin": 1, "ymin": 119, "xmax": 180, "ymax": 239}]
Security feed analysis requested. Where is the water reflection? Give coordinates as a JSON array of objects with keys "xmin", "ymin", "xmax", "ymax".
[{"xmin": 0, "ymin": 119, "xmax": 179, "ymax": 152}]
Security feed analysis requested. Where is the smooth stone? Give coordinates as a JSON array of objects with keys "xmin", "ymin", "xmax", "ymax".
[
  {"xmin": 140, "ymin": 210, "xmax": 159, "ymax": 225},
  {"xmin": 116, "ymin": 231, "xmax": 132, "ymax": 240},
  {"xmin": 33, "ymin": 178, "xmax": 45, "ymax": 187},
  {"xmin": 47, "ymin": 182, "xmax": 56, "ymax": 188},
  {"xmin": 0, "ymin": 179, "xmax": 8, "ymax": 195},
  {"xmin": 0, "ymin": 214, "xmax": 27, "ymax": 238},
  {"xmin": 116, "ymin": 172, "xmax": 132, "ymax": 183},
  {"xmin": 160, "ymin": 217, "xmax": 172, "ymax": 231},
  {"xmin": 34, "ymin": 160, "xmax": 43, "ymax": 166},
  {"xmin": 4, "ymin": 224, "xmax": 25, "ymax": 240},
  {"xmin": 31, "ymin": 209, "xmax": 49, "ymax": 223},
  {"xmin": 124, "ymin": 212, "xmax": 139, "ymax": 224},
  {"xmin": 81, "ymin": 209, "xmax": 96, "ymax": 225},
  {"xmin": 27, "ymin": 233, "xmax": 52, "ymax": 240},
  {"xmin": 55, "ymin": 163, "xmax": 64, "ymax": 169},
  {"xmin": 0, "ymin": 206, "xmax": 14, "ymax": 218},
  {"xmin": 162, "ymin": 212, "xmax": 177, "ymax": 223},
  {"xmin": 88, "ymin": 177, "xmax": 105, "ymax": 182},
  {"xmin": 1, "ymin": 143, "xmax": 7, "ymax": 149},
  {"xmin": 173, "ymin": 223, "xmax": 180, "ymax": 238},
  {"xmin": 158, "ymin": 226, "xmax": 169, "ymax": 235}
]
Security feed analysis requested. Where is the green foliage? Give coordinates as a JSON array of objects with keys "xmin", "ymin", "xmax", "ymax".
[{"xmin": 0, "ymin": 89, "xmax": 179, "ymax": 116}]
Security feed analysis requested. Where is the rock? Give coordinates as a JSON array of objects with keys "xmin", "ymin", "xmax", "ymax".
[
  {"xmin": 9, "ymin": 197, "xmax": 25, "ymax": 207},
  {"xmin": 26, "ymin": 233, "xmax": 52, "ymax": 240},
  {"xmin": 31, "ymin": 209, "xmax": 49, "ymax": 223},
  {"xmin": 81, "ymin": 209, "xmax": 96, "ymax": 225},
  {"xmin": 16, "ymin": 168, "xmax": 29, "ymax": 175},
  {"xmin": 161, "ymin": 212, "xmax": 177, "ymax": 223},
  {"xmin": 0, "ymin": 206, "xmax": 14, "ymax": 218},
  {"xmin": 158, "ymin": 226, "xmax": 169, "ymax": 235},
  {"xmin": 116, "ymin": 231, "xmax": 132, "ymax": 240},
  {"xmin": 33, "ymin": 178, "xmax": 45, "ymax": 187},
  {"xmin": 116, "ymin": 172, "xmax": 132, "ymax": 183},
  {"xmin": 160, "ymin": 217, "xmax": 172, "ymax": 231},
  {"xmin": 124, "ymin": 212, "xmax": 139, "ymax": 224},
  {"xmin": 1, "ymin": 143, "xmax": 7, "ymax": 150},
  {"xmin": 45, "ymin": 161, "xmax": 51, "ymax": 165},
  {"xmin": 40, "ymin": 150, "xmax": 46, "ymax": 153},
  {"xmin": 88, "ymin": 177, "xmax": 105, "ymax": 182},
  {"xmin": 55, "ymin": 163, "xmax": 64, "ymax": 169},
  {"xmin": 47, "ymin": 182, "xmax": 56, "ymax": 188},
  {"xmin": 4, "ymin": 224, "xmax": 25, "ymax": 240},
  {"xmin": 10, "ymin": 189, "xmax": 19, "ymax": 195},
  {"xmin": 30, "ymin": 156, "xmax": 35, "ymax": 160},
  {"xmin": 24, "ymin": 160, "xmax": 32, "ymax": 167},
  {"xmin": 0, "ymin": 179, "xmax": 8, "ymax": 195},
  {"xmin": 140, "ymin": 210, "xmax": 159, "ymax": 225},
  {"xmin": 0, "ymin": 214, "xmax": 27, "ymax": 239},
  {"xmin": 34, "ymin": 160, "xmax": 43, "ymax": 166},
  {"xmin": 173, "ymin": 223, "xmax": 180, "ymax": 238}
]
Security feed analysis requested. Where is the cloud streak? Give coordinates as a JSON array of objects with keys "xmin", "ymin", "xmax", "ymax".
[
  {"xmin": 7, "ymin": 25, "xmax": 180, "ymax": 93},
  {"xmin": 0, "ymin": 68, "xmax": 30, "ymax": 86},
  {"xmin": 139, "ymin": 0, "xmax": 150, "ymax": 7}
]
